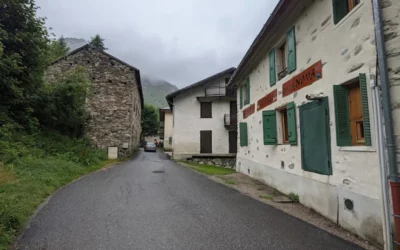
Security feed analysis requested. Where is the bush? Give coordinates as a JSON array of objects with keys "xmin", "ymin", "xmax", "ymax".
[{"xmin": 34, "ymin": 66, "xmax": 91, "ymax": 137}]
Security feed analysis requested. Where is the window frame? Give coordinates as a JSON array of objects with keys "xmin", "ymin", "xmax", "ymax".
[
  {"xmin": 276, "ymin": 106, "xmax": 289, "ymax": 145},
  {"xmin": 332, "ymin": 0, "xmax": 363, "ymax": 27}
]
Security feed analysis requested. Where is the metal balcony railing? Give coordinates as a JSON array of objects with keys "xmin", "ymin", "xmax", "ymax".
[
  {"xmin": 205, "ymin": 87, "xmax": 236, "ymax": 97},
  {"xmin": 278, "ymin": 68, "xmax": 288, "ymax": 81},
  {"xmin": 224, "ymin": 114, "xmax": 238, "ymax": 127}
]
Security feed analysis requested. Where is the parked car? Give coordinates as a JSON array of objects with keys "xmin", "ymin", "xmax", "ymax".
[{"xmin": 144, "ymin": 142, "xmax": 157, "ymax": 152}]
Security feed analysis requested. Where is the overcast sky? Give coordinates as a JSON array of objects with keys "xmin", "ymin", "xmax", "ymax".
[{"xmin": 36, "ymin": 0, "xmax": 279, "ymax": 88}]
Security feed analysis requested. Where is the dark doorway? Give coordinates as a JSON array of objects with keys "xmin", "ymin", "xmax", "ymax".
[
  {"xmin": 200, "ymin": 131, "xmax": 212, "ymax": 153},
  {"xmin": 230, "ymin": 101, "xmax": 237, "ymax": 125},
  {"xmin": 229, "ymin": 131, "xmax": 237, "ymax": 153},
  {"xmin": 299, "ymin": 97, "xmax": 332, "ymax": 175}
]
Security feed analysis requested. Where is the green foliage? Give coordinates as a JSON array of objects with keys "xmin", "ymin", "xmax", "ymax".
[
  {"xmin": 288, "ymin": 192, "xmax": 300, "ymax": 203},
  {"xmin": 0, "ymin": 0, "xmax": 50, "ymax": 125},
  {"xmin": 34, "ymin": 66, "xmax": 91, "ymax": 137},
  {"xmin": 46, "ymin": 36, "xmax": 69, "ymax": 64},
  {"xmin": 0, "ymin": 123, "xmax": 108, "ymax": 249},
  {"xmin": 89, "ymin": 34, "xmax": 107, "ymax": 51},
  {"xmin": 141, "ymin": 104, "xmax": 160, "ymax": 137},
  {"xmin": 259, "ymin": 195, "xmax": 273, "ymax": 200},
  {"xmin": 184, "ymin": 162, "xmax": 236, "ymax": 175}
]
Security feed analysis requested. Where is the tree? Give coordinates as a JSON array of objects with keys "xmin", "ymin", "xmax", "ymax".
[
  {"xmin": 141, "ymin": 104, "xmax": 160, "ymax": 138},
  {"xmin": 47, "ymin": 36, "xmax": 69, "ymax": 64},
  {"xmin": 0, "ymin": 0, "xmax": 50, "ymax": 125},
  {"xmin": 89, "ymin": 34, "xmax": 107, "ymax": 51}
]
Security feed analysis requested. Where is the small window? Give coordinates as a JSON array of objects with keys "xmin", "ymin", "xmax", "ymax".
[
  {"xmin": 279, "ymin": 108, "xmax": 289, "ymax": 144},
  {"xmin": 277, "ymin": 42, "xmax": 288, "ymax": 80},
  {"xmin": 200, "ymin": 102, "xmax": 212, "ymax": 118},
  {"xmin": 348, "ymin": 83, "xmax": 364, "ymax": 145},
  {"xmin": 333, "ymin": 0, "xmax": 361, "ymax": 24}
]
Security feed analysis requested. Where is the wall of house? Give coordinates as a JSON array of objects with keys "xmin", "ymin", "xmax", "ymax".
[
  {"xmin": 46, "ymin": 47, "xmax": 142, "ymax": 156},
  {"xmin": 236, "ymin": 0, "xmax": 383, "ymax": 245},
  {"xmin": 383, "ymin": 0, "xmax": 400, "ymax": 177},
  {"xmin": 164, "ymin": 111, "xmax": 173, "ymax": 150},
  {"xmin": 172, "ymin": 78, "xmax": 231, "ymax": 160}
]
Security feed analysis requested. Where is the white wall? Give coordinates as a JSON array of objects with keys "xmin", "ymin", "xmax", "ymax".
[
  {"xmin": 164, "ymin": 111, "xmax": 173, "ymax": 150},
  {"xmin": 172, "ymin": 78, "xmax": 232, "ymax": 159},
  {"xmin": 236, "ymin": 0, "xmax": 383, "ymax": 245}
]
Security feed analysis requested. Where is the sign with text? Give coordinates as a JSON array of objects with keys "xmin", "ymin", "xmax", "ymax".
[
  {"xmin": 243, "ymin": 104, "xmax": 255, "ymax": 119},
  {"xmin": 282, "ymin": 60, "xmax": 323, "ymax": 97},
  {"xmin": 257, "ymin": 89, "xmax": 278, "ymax": 111}
]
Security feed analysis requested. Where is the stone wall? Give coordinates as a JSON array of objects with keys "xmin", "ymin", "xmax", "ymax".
[
  {"xmin": 46, "ymin": 47, "xmax": 142, "ymax": 156},
  {"xmin": 188, "ymin": 157, "xmax": 236, "ymax": 169}
]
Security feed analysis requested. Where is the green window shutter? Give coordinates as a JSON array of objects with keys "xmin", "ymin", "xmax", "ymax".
[
  {"xmin": 246, "ymin": 78, "xmax": 250, "ymax": 104},
  {"xmin": 240, "ymin": 86, "xmax": 243, "ymax": 109},
  {"xmin": 263, "ymin": 110, "xmax": 277, "ymax": 145},
  {"xmin": 269, "ymin": 50, "xmax": 276, "ymax": 86},
  {"xmin": 332, "ymin": 0, "xmax": 348, "ymax": 24},
  {"xmin": 333, "ymin": 85, "xmax": 351, "ymax": 146},
  {"xmin": 359, "ymin": 73, "xmax": 371, "ymax": 146},
  {"xmin": 286, "ymin": 26, "xmax": 296, "ymax": 73},
  {"xmin": 287, "ymin": 102, "xmax": 297, "ymax": 145},
  {"xmin": 240, "ymin": 122, "xmax": 248, "ymax": 147}
]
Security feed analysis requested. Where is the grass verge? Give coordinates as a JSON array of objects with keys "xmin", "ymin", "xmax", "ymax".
[
  {"xmin": 0, "ymin": 124, "xmax": 114, "ymax": 250},
  {"xmin": 223, "ymin": 179, "xmax": 237, "ymax": 185},
  {"xmin": 288, "ymin": 192, "xmax": 300, "ymax": 203},
  {"xmin": 259, "ymin": 195, "xmax": 273, "ymax": 200},
  {"xmin": 184, "ymin": 162, "xmax": 235, "ymax": 176}
]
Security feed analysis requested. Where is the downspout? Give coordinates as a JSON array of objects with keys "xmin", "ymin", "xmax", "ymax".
[{"xmin": 371, "ymin": 0, "xmax": 400, "ymax": 248}]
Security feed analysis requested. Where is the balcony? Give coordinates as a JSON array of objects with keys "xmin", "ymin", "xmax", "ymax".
[
  {"xmin": 224, "ymin": 114, "xmax": 237, "ymax": 131},
  {"xmin": 197, "ymin": 86, "xmax": 236, "ymax": 102}
]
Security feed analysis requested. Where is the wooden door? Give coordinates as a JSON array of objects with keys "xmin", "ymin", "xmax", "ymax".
[
  {"xmin": 299, "ymin": 97, "xmax": 332, "ymax": 175},
  {"xmin": 200, "ymin": 131, "xmax": 212, "ymax": 153},
  {"xmin": 229, "ymin": 131, "xmax": 237, "ymax": 153}
]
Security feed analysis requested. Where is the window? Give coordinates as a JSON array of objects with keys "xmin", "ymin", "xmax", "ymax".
[
  {"xmin": 277, "ymin": 42, "xmax": 288, "ymax": 80},
  {"xmin": 240, "ymin": 78, "xmax": 250, "ymax": 108},
  {"xmin": 240, "ymin": 123, "xmax": 248, "ymax": 147},
  {"xmin": 333, "ymin": 0, "xmax": 361, "ymax": 24},
  {"xmin": 269, "ymin": 26, "xmax": 296, "ymax": 85},
  {"xmin": 333, "ymin": 73, "xmax": 371, "ymax": 146},
  {"xmin": 263, "ymin": 102, "xmax": 297, "ymax": 145},
  {"xmin": 200, "ymin": 102, "xmax": 212, "ymax": 118}
]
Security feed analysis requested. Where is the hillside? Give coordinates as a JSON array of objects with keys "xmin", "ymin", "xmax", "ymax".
[{"xmin": 141, "ymin": 75, "xmax": 178, "ymax": 108}]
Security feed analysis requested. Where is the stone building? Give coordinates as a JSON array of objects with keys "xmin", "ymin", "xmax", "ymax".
[
  {"xmin": 227, "ymin": 0, "xmax": 400, "ymax": 246},
  {"xmin": 46, "ymin": 44, "xmax": 144, "ymax": 156}
]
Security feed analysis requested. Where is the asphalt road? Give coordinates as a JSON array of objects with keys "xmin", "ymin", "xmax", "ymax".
[{"xmin": 16, "ymin": 150, "xmax": 363, "ymax": 250}]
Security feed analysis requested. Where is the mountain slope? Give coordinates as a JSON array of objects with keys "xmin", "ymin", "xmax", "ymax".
[{"xmin": 142, "ymin": 75, "xmax": 178, "ymax": 108}]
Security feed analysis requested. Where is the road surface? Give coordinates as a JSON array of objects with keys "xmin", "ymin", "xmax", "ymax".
[{"xmin": 16, "ymin": 150, "xmax": 363, "ymax": 250}]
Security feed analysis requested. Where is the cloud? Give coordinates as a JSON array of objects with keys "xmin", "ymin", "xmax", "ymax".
[{"xmin": 36, "ymin": 0, "xmax": 279, "ymax": 87}]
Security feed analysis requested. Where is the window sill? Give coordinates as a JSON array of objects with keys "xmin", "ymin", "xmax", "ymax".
[
  {"xmin": 333, "ymin": 1, "xmax": 364, "ymax": 30},
  {"xmin": 338, "ymin": 146, "xmax": 375, "ymax": 152}
]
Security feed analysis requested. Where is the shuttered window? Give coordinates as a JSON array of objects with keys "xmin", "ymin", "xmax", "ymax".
[
  {"xmin": 333, "ymin": 0, "xmax": 361, "ymax": 24},
  {"xmin": 200, "ymin": 102, "xmax": 212, "ymax": 118},
  {"xmin": 333, "ymin": 73, "xmax": 371, "ymax": 146},
  {"xmin": 240, "ymin": 122, "xmax": 248, "ymax": 147},
  {"xmin": 287, "ymin": 102, "xmax": 297, "ymax": 145},
  {"xmin": 286, "ymin": 27, "xmax": 296, "ymax": 73},
  {"xmin": 269, "ymin": 49, "xmax": 276, "ymax": 86},
  {"xmin": 240, "ymin": 86, "xmax": 243, "ymax": 109},
  {"xmin": 263, "ymin": 110, "xmax": 277, "ymax": 145},
  {"xmin": 246, "ymin": 78, "xmax": 250, "ymax": 104}
]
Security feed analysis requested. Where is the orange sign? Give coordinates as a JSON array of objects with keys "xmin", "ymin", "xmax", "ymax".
[
  {"xmin": 257, "ymin": 89, "xmax": 277, "ymax": 111},
  {"xmin": 243, "ymin": 104, "xmax": 255, "ymax": 119},
  {"xmin": 282, "ymin": 60, "xmax": 323, "ymax": 97}
]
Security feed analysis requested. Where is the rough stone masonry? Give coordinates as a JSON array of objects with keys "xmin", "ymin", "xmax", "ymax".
[{"xmin": 46, "ymin": 45, "xmax": 143, "ymax": 157}]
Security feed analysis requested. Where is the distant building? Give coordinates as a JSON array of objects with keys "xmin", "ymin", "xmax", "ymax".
[
  {"xmin": 46, "ymin": 45, "xmax": 144, "ymax": 156},
  {"xmin": 159, "ymin": 107, "xmax": 173, "ymax": 151},
  {"xmin": 227, "ymin": 0, "xmax": 400, "ymax": 246},
  {"xmin": 166, "ymin": 68, "xmax": 237, "ymax": 166}
]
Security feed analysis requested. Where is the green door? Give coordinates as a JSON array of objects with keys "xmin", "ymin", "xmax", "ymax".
[{"xmin": 299, "ymin": 97, "xmax": 332, "ymax": 175}]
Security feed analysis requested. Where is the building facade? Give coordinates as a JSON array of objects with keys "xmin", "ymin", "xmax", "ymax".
[
  {"xmin": 227, "ymin": 0, "xmax": 400, "ymax": 246},
  {"xmin": 159, "ymin": 107, "xmax": 173, "ymax": 151},
  {"xmin": 166, "ymin": 68, "xmax": 237, "ymax": 161},
  {"xmin": 46, "ymin": 45, "xmax": 144, "ymax": 156}
]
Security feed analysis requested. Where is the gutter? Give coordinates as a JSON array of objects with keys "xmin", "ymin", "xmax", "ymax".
[{"xmin": 371, "ymin": 0, "xmax": 400, "ymax": 249}]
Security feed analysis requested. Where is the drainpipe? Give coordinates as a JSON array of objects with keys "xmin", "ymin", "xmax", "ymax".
[{"xmin": 371, "ymin": 0, "xmax": 400, "ymax": 249}]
